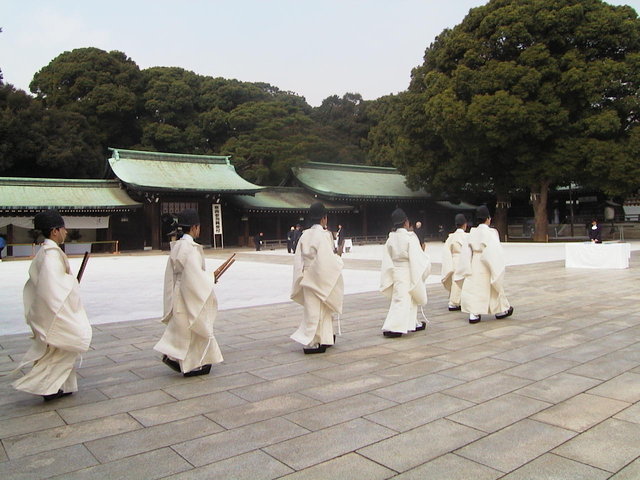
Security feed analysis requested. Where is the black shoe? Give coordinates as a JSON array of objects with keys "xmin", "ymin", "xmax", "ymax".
[
  {"xmin": 383, "ymin": 331, "xmax": 403, "ymax": 338},
  {"xmin": 183, "ymin": 364, "xmax": 212, "ymax": 377},
  {"xmin": 448, "ymin": 305, "xmax": 461, "ymax": 311},
  {"xmin": 162, "ymin": 355, "xmax": 181, "ymax": 373},
  {"xmin": 414, "ymin": 322, "xmax": 427, "ymax": 331},
  {"xmin": 495, "ymin": 306, "xmax": 514, "ymax": 319},
  {"xmin": 303, "ymin": 345, "xmax": 327, "ymax": 354},
  {"xmin": 469, "ymin": 316, "xmax": 481, "ymax": 324},
  {"xmin": 43, "ymin": 390, "xmax": 72, "ymax": 401}
]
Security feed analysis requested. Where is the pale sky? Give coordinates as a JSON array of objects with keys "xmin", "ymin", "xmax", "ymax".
[{"xmin": 1, "ymin": 0, "xmax": 638, "ymax": 106}]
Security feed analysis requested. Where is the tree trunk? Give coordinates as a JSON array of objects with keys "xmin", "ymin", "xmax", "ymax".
[
  {"xmin": 531, "ymin": 180, "xmax": 550, "ymax": 242},
  {"xmin": 493, "ymin": 194, "xmax": 509, "ymax": 241}
]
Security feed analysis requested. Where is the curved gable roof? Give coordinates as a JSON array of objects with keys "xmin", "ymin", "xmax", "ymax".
[
  {"xmin": 109, "ymin": 148, "xmax": 263, "ymax": 193},
  {"xmin": 0, "ymin": 177, "xmax": 141, "ymax": 212},
  {"xmin": 292, "ymin": 162, "xmax": 429, "ymax": 200}
]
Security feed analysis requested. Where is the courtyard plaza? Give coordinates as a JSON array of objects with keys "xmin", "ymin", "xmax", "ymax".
[{"xmin": 1, "ymin": 241, "xmax": 639, "ymax": 479}]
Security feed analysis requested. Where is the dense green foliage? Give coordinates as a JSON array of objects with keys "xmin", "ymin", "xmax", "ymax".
[
  {"xmin": 0, "ymin": 47, "xmax": 373, "ymax": 184},
  {"xmin": 368, "ymin": 0, "xmax": 640, "ymax": 239}
]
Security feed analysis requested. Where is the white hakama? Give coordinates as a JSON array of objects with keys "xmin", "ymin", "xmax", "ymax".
[
  {"xmin": 13, "ymin": 239, "xmax": 92, "ymax": 396},
  {"xmin": 154, "ymin": 235, "xmax": 223, "ymax": 373},
  {"xmin": 441, "ymin": 228, "xmax": 469, "ymax": 307},
  {"xmin": 380, "ymin": 229, "xmax": 431, "ymax": 333},
  {"xmin": 459, "ymin": 224, "xmax": 511, "ymax": 315},
  {"xmin": 291, "ymin": 225, "xmax": 344, "ymax": 347}
]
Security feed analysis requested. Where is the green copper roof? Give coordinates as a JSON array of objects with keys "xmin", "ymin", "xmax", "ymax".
[
  {"xmin": 108, "ymin": 148, "xmax": 263, "ymax": 193},
  {"xmin": 233, "ymin": 187, "xmax": 353, "ymax": 213},
  {"xmin": 292, "ymin": 162, "xmax": 429, "ymax": 200},
  {"xmin": 0, "ymin": 177, "xmax": 141, "ymax": 211}
]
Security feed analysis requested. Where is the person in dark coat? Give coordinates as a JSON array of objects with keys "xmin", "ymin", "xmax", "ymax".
[
  {"xmin": 336, "ymin": 224, "xmax": 346, "ymax": 256},
  {"xmin": 254, "ymin": 232, "xmax": 264, "ymax": 251},
  {"xmin": 286, "ymin": 226, "xmax": 295, "ymax": 253},
  {"xmin": 588, "ymin": 219, "xmax": 602, "ymax": 243},
  {"xmin": 414, "ymin": 221, "xmax": 426, "ymax": 250},
  {"xmin": 292, "ymin": 224, "xmax": 302, "ymax": 253}
]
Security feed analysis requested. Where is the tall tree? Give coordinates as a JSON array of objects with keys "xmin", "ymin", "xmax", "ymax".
[
  {"xmin": 30, "ymin": 47, "xmax": 143, "ymax": 151},
  {"xmin": 311, "ymin": 93, "xmax": 372, "ymax": 164},
  {"xmin": 375, "ymin": 0, "xmax": 640, "ymax": 240},
  {"xmin": 0, "ymin": 83, "xmax": 102, "ymax": 178}
]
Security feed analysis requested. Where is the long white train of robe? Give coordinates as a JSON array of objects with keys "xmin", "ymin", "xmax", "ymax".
[
  {"xmin": 441, "ymin": 228, "xmax": 469, "ymax": 307},
  {"xmin": 459, "ymin": 223, "xmax": 511, "ymax": 315},
  {"xmin": 380, "ymin": 228, "xmax": 431, "ymax": 333},
  {"xmin": 154, "ymin": 235, "xmax": 223, "ymax": 373},
  {"xmin": 290, "ymin": 224, "xmax": 344, "ymax": 347},
  {"xmin": 13, "ymin": 239, "xmax": 92, "ymax": 396}
]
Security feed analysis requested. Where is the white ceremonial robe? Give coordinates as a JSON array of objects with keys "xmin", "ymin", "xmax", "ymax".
[
  {"xmin": 459, "ymin": 224, "xmax": 511, "ymax": 315},
  {"xmin": 291, "ymin": 224, "xmax": 344, "ymax": 347},
  {"xmin": 380, "ymin": 228, "xmax": 431, "ymax": 333},
  {"xmin": 13, "ymin": 239, "xmax": 92, "ymax": 396},
  {"xmin": 441, "ymin": 228, "xmax": 469, "ymax": 307},
  {"xmin": 154, "ymin": 234, "xmax": 223, "ymax": 372}
]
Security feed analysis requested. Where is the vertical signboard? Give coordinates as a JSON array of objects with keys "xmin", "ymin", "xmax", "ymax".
[{"xmin": 212, "ymin": 204, "xmax": 223, "ymax": 248}]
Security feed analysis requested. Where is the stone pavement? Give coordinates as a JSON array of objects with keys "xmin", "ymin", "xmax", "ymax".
[{"xmin": 1, "ymin": 251, "xmax": 639, "ymax": 479}]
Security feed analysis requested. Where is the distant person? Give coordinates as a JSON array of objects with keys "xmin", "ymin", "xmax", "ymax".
[
  {"xmin": 254, "ymin": 232, "xmax": 264, "ymax": 251},
  {"xmin": 286, "ymin": 226, "xmax": 295, "ymax": 253},
  {"xmin": 441, "ymin": 214, "xmax": 469, "ymax": 311},
  {"xmin": 589, "ymin": 218, "xmax": 602, "ymax": 243},
  {"xmin": 13, "ymin": 210, "xmax": 92, "ymax": 401},
  {"xmin": 438, "ymin": 224, "xmax": 446, "ymax": 242},
  {"xmin": 336, "ymin": 224, "xmax": 346, "ymax": 256},
  {"xmin": 380, "ymin": 209, "xmax": 431, "ymax": 337},
  {"xmin": 459, "ymin": 206, "xmax": 513, "ymax": 324},
  {"xmin": 0, "ymin": 233, "xmax": 6, "ymax": 261},
  {"xmin": 290, "ymin": 202, "xmax": 343, "ymax": 354},
  {"xmin": 414, "ymin": 221, "xmax": 426, "ymax": 250},
  {"xmin": 155, "ymin": 209, "xmax": 223, "ymax": 376},
  {"xmin": 292, "ymin": 224, "xmax": 302, "ymax": 253}
]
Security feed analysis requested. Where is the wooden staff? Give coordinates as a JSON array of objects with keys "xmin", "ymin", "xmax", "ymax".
[
  {"xmin": 214, "ymin": 253, "xmax": 236, "ymax": 283},
  {"xmin": 77, "ymin": 252, "xmax": 90, "ymax": 283}
]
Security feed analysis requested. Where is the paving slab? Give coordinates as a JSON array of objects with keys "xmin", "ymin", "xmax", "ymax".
[
  {"xmin": 284, "ymin": 392, "xmax": 396, "ymax": 431},
  {"xmin": 263, "ymin": 418, "xmax": 395, "ymax": 471},
  {"xmin": 206, "ymin": 393, "xmax": 321, "ymax": 428},
  {"xmin": 609, "ymin": 457, "xmax": 640, "ymax": 480},
  {"xmin": 499, "ymin": 453, "xmax": 611, "ymax": 480},
  {"xmin": 84, "ymin": 414, "xmax": 223, "ymax": 463},
  {"xmin": 364, "ymin": 392, "xmax": 473, "ymax": 432},
  {"xmin": 129, "ymin": 391, "xmax": 247, "ymax": 426},
  {"xmin": 357, "ymin": 418, "xmax": 485, "ymax": 472},
  {"xmin": 392, "ymin": 453, "xmax": 502, "ymax": 480},
  {"xmin": 455, "ymin": 419, "xmax": 576, "ymax": 473},
  {"xmin": 278, "ymin": 453, "xmax": 395, "ymax": 480},
  {"xmin": 164, "ymin": 450, "xmax": 294, "ymax": 480},
  {"xmin": 531, "ymin": 393, "xmax": 630, "ymax": 432},
  {"xmin": 172, "ymin": 417, "xmax": 309, "ymax": 467},
  {"xmin": 553, "ymin": 418, "xmax": 640, "ymax": 472},
  {"xmin": 515, "ymin": 372, "xmax": 601, "ymax": 404},
  {"xmin": 446, "ymin": 392, "xmax": 551, "ymax": 433},
  {"xmin": 49, "ymin": 447, "xmax": 192, "ymax": 480},
  {"xmin": 2, "ymin": 413, "xmax": 142, "ymax": 460},
  {"xmin": 0, "ymin": 445, "xmax": 98, "ymax": 480}
]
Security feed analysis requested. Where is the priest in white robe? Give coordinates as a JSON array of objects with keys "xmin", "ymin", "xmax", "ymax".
[
  {"xmin": 380, "ymin": 209, "xmax": 431, "ymax": 337},
  {"xmin": 441, "ymin": 213, "xmax": 469, "ymax": 311},
  {"xmin": 155, "ymin": 209, "xmax": 223, "ymax": 376},
  {"xmin": 13, "ymin": 210, "xmax": 92, "ymax": 401},
  {"xmin": 459, "ymin": 205, "xmax": 514, "ymax": 324},
  {"xmin": 290, "ymin": 202, "xmax": 344, "ymax": 354}
]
